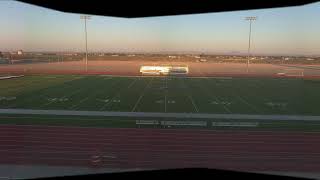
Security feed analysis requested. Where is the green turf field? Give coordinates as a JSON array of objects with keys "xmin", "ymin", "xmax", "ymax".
[
  {"xmin": 1, "ymin": 75, "xmax": 320, "ymax": 115},
  {"xmin": 1, "ymin": 75, "xmax": 320, "ymax": 131}
]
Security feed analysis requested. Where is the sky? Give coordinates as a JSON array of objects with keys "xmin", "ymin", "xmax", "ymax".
[{"xmin": 0, "ymin": 1, "xmax": 319, "ymax": 55}]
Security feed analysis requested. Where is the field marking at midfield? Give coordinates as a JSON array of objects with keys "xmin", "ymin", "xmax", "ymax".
[
  {"xmin": 131, "ymin": 78, "xmax": 154, "ymax": 112},
  {"xmin": 69, "ymin": 97, "xmax": 90, "ymax": 110},
  {"xmin": 68, "ymin": 77, "xmax": 115, "ymax": 110},
  {"xmin": 180, "ymin": 78, "xmax": 199, "ymax": 113},
  {"xmin": 70, "ymin": 78, "xmax": 108, "ymax": 109},
  {"xmin": 227, "ymin": 81, "xmax": 261, "ymax": 113},
  {"xmin": 100, "ymin": 95, "xmax": 120, "ymax": 111},
  {"xmin": 99, "ymin": 79, "xmax": 136, "ymax": 111},
  {"xmin": 235, "ymin": 94, "xmax": 260, "ymax": 113},
  {"xmin": 100, "ymin": 79, "xmax": 138, "ymax": 110},
  {"xmin": 70, "ymin": 77, "xmax": 121, "ymax": 111},
  {"xmin": 201, "ymin": 78, "xmax": 232, "ymax": 113},
  {"xmin": 98, "ymin": 95, "xmax": 113, "ymax": 111},
  {"xmin": 187, "ymin": 95, "xmax": 199, "ymax": 113},
  {"xmin": 1, "ymin": 109, "xmax": 320, "ymax": 121}
]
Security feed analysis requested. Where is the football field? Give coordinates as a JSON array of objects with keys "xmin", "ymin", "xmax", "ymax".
[
  {"xmin": 1, "ymin": 75, "xmax": 320, "ymax": 114},
  {"xmin": 1, "ymin": 75, "xmax": 320, "ymax": 131}
]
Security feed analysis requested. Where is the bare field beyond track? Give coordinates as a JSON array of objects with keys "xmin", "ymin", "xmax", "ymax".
[{"xmin": 1, "ymin": 60, "xmax": 320, "ymax": 78}]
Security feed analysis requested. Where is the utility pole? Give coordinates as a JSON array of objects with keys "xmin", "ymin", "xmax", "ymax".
[
  {"xmin": 80, "ymin": 15, "xmax": 91, "ymax": 72},
  {"xmin": 245, "ymin": 16, "xmax": 257, "ymax": 73}
]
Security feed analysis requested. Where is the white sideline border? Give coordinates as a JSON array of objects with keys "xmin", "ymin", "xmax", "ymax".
[{"xmin": 0, "ymin": 108, "xmax": 320, "ymax": 121}]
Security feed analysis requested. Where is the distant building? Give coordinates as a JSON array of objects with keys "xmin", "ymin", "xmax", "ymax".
[
  {"xmin": 0, "ymin": 51, "xmax": 3, "ymax": 57},
  {"xmin": 17, "ymin": 50, "xmax": 23, "ymax": 55}
]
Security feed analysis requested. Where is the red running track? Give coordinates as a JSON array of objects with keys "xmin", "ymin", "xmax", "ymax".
[{"xmin": 0, "ymin": 124, "xmax": 320, "ymax": 173}]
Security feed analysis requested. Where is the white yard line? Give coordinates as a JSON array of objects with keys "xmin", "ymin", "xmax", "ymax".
[
  {"xmin": 131, "ymin": 95, "xmax": 144, "ymax": 112},
  {"xmin": 236, "ymin": 94, "xmax": 260, "ymax": 113},
  {"xmin": 1, "ymin": 108, "xmax": 320, "ymax": 121},
  {"xmin": 131, "ymin": 78, "xmax": 153, "ymax": 112},
  {"xmin": 187, "ymin": 95, "xmax": 199, "ymax": 113},
  {"xmin": 127, "ymin": 78, "xmax": 138, "ymax": 89},
  {"xmin": 211, "ymin": 80, "xmax": 232, "ymax": 113},
  {"xmin": 100, "ymin": 78, "xmax": 138, "ymax": 111},
  {"xmin": 95, "ymin": 79, "xmax": 124, "ymax": 111},
  {"xmin": 96, "ymin": 97, "xmax": 108, "ymax": 111},
  {"xmin": 69, "ymin": 96, "xmax": 90, "ymax": 110},
  {"xmin": 164, "ymin": 94, "xmax": 167, "ymax": 113},
  {"xmin": 201, "ymin": 78, "xmax": 232, "ymax": 113},
  {"xmin": 100, "ymin": 95, "xmax": 120, "ymax": 111},
  {"xmin": 180, "ymin": 78, "xmax": 199, "ymax": 113},
  {"xmin": 217, "ymin": 101, "xmax": 232, "ymax": 113}
]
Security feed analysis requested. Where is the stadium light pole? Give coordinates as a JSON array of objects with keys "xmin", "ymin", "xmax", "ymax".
[
  {"xmin": 80, "ymin": 15, "xmax": 91, "ymax": 72},
  {"xmin": 245, "ymin": 16, "xmax": 257, "ymax": 73}
]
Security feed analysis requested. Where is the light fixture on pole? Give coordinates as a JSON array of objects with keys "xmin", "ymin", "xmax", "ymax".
[
  {"xmin": 80, "ymin": 15, "xmax": 91, "ymax": 72},
  {"xmin": 245, "ymin": 16, "xmax": 257, "ymax": 73}
]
